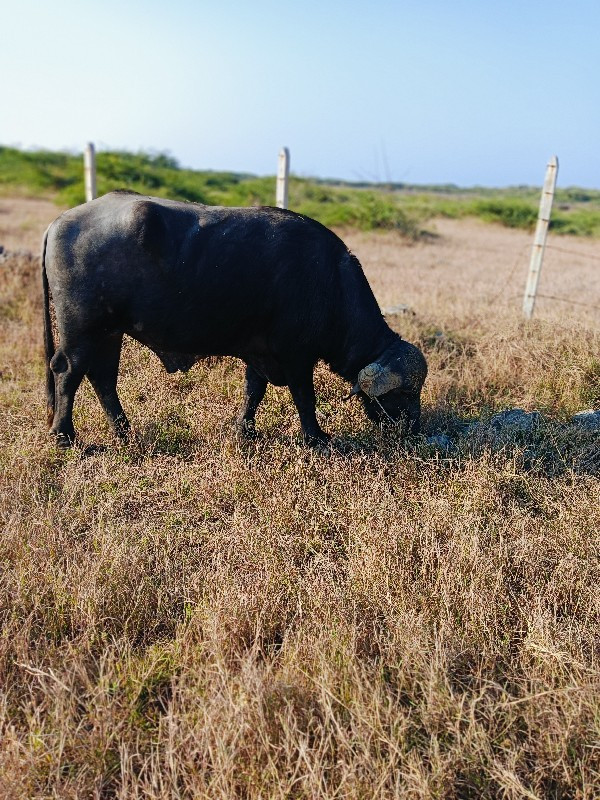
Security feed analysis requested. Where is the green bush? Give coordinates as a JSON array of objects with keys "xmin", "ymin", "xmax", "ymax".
[
  {"xmin": 470, "ymin": 198, "xmax": 539, "ymax": 229},
  {"xmin": 550, "ymin": 209, "xmax": 600, "ymax": 237}
]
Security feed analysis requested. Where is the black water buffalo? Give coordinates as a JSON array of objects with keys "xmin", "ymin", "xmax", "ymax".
[{"xmin": 42, "ymin": 192, "xmax": 427, "ymax": 448}]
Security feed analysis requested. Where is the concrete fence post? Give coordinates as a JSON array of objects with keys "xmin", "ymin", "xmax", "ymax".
[
  {"xmin": 84, "ymin": 142, "xmax": 97, "ymax": 202},
  {"xmin": 523, "ymin": 155, "xmax": 558, "ymax": 319},
  {"xmin": 276, "ymin": 147, "xmax": 290, "ymax": 209}
]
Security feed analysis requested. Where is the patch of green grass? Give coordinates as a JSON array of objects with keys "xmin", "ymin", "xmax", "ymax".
[
  {"xmin": 549, "ymin": 208, "xmax": 600, "ymax": 237},
  {"xmin": 469, "ymin": 198, "xmax": 539, "ymax": 229}
]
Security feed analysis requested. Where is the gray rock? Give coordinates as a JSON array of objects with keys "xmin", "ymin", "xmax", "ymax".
[
  {"xmin": 489, "ymin": 409, "xmax": 541, "ymax": 433},
  {"xmin": 381, "ymin": 304, "xmax": 414, "ymax": 316},
  {"xmin": 571, "ymin": 410, "xmax": 600, "ymax": 431}
]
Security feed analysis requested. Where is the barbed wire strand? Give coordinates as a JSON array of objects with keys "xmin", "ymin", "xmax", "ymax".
[
  {"xmin": 486, "ymin": 244, "xmax": 530, "ymax": 307},
  {"xmin": 506, "ymin": 293, "xmax": 600, "ymax": 311},
  {"xmin": 546, "ymin": 243, "xmax": 600, "ymax": 263},
  {"xmin": 534, "ymin": 293, "xmax": 600, "ymax": 311},
  {"xmin": 485, "ymin": 242, "xmax": 600, "ymax": 311}
]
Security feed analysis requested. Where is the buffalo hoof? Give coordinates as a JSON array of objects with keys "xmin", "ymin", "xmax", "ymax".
[
  {"xmin": 52, "ymin": 432, "xmax": 74, "ymax": 449},
  {"xmin": 113, "ymin": 416, "xmax": 131, "ymax": 439},
  {"xmin": 237, "ymin": 419, "xmax": 260, "ymax": 441},
  {"xmin": 304, "ymin": 431, "xmax": 332, "ymax": 451},
  {"xmin": 82, "ymin": 443, "xmax": 108, "ymax": 457}
]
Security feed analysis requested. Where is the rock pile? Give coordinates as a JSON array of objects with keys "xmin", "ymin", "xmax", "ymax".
[{"xmin": 426, "ymin": 407, "xmax": 600, "ymax": 454}]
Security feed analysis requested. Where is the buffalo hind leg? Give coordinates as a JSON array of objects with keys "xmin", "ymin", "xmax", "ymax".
[
  {"xmin": 237, "ymin": 365, "xmax": 267, "ymax": 438},
  {"xmin": 286, "ymin": 367, "xmax": 330, "ymax": 447},
  {"xmin": 49, "ymin": 346, "xmax": 89, "ymax": 448},
  {"xmin": 86, "ymin": 334, "xmax": 130, "ymax": 439}
]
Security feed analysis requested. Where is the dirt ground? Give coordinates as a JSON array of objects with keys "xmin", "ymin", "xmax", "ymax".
[
  {"xmin": 1, "ymin": 195, "xmax": 599, "ymax": 330},
  {"xmin": 345, "ymin": 218, "xmax": 600, "ymax": 330}
]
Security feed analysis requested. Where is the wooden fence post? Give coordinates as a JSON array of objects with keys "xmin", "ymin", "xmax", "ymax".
[
  {"xmin": 84, "ymin": 142, "xmax": 97, "ymax": 202},
  {"xmin": 276, "ymin": 147, "xmax": 290, "ymax": 209},
  {"xmin": 523, "ymin": 155, "xmax": 558, "ymax": 319}
]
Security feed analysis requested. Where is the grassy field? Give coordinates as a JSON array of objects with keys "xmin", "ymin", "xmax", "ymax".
[{"xmin": 1, "ymin": 197, "xmax": 599, "ymax": 798}]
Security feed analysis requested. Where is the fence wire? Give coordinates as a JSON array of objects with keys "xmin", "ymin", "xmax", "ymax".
[
  {"xmin": 546, "ymin": 243, "xmax": 600, "ymax": 263},
  {"xmin": 533, "ymin": 242, "xmax": 600, "ymax": 312},
  {"xmin": 490, "ymin": 236, "xmax": 600, "ymax": 315},
  {"xmin": 472, "ymin": 239, "xmax": 599, "ymax": 315}
]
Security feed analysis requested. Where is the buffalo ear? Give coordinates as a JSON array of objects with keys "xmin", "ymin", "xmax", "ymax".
[{"xmin": 357, "ymin": 362, "xmax": 403, "ymax": 398}]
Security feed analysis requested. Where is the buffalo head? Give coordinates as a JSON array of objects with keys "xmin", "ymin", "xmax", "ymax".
[{"xmin": 349, "ymin": 340, "xmax": 427, "ymax": 434}]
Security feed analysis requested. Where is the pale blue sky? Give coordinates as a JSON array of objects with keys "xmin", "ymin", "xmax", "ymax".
[{"xmin": 2, "ymin": 0, "xmax": 599, "ymax": 187}]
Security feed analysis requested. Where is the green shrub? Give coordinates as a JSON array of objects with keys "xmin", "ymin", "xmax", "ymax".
[
  {"xmin": 470, "ymin": 198, "xmax": 539, "ymax": 229},
  {"xmin": 550, "ymin": 209, "xmax": 600, "ymax": 237}
]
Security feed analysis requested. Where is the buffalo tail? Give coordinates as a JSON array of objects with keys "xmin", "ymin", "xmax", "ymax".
[{"xmin": 41, "ymin": 227, "xmax": 55, "ymax": 427}]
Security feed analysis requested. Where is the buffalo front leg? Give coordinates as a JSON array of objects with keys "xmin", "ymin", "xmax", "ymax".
[
  {"xmin": 86, "ymin": 334, "xmax": 130, "ymax": 439},
  {"xmin": 237, "ymin": 365, "xmax": 267, "ymax": 438},
  {"xmin": 286, "ymin": 367, "xmax": 330, "ymax": 447}
]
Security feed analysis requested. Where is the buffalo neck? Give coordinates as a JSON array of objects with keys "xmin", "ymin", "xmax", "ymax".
[{"xmin": 326, "ymin": 251, "xmax": 398, "ymax": 382}]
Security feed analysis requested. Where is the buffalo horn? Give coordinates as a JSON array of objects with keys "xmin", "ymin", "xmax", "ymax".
[{"xmin": 357, "ymin": 362, "xmax": 403, "ymax": 397}]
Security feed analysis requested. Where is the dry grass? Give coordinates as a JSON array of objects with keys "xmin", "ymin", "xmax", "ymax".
[
  {"xmin": 0, "ymin": 196, "xmax": 65, "ymax": 253},
  {"xmin": 1, "ymin": 200, "xmax": 599, "ymax": 798}
]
